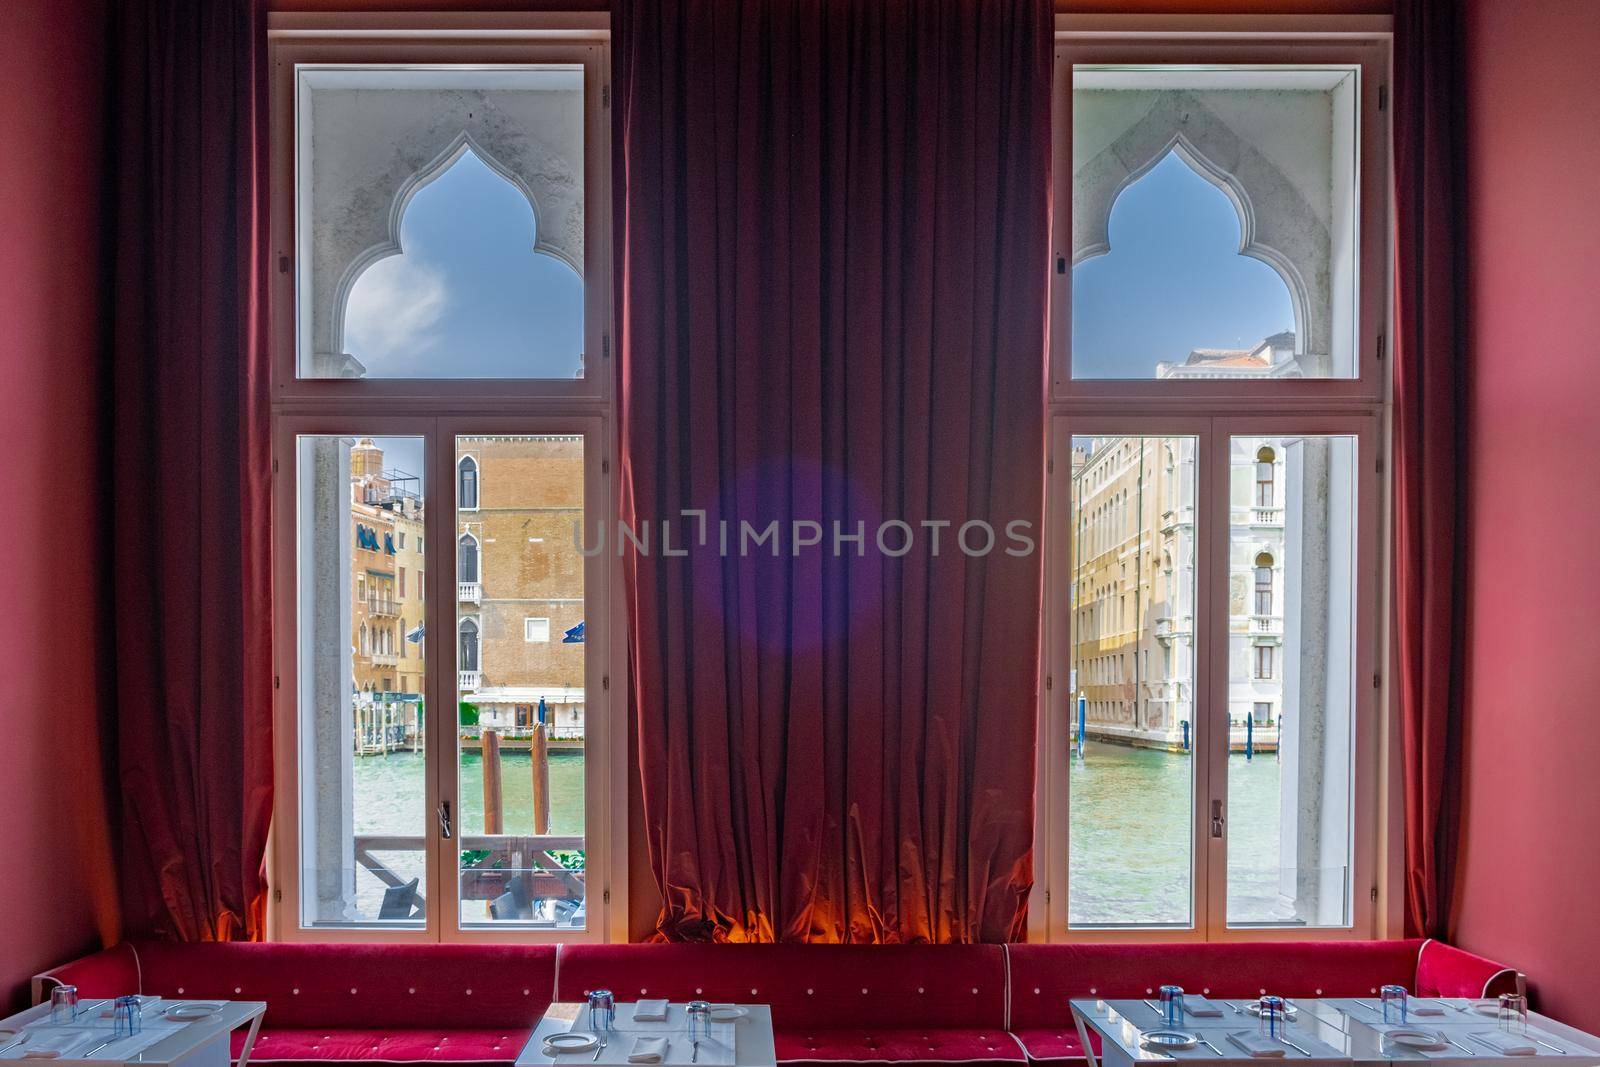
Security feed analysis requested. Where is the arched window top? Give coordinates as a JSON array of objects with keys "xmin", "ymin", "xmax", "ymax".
[
  {"xmin": 1255, "ymin": 551, "xmax": 1275, "ymax": 569},
  {"xmin": 458, "ymin": 531, "xmax": 480, "ymax": 584},
  {"xmin": 458, "ymin": 456, "xmax": 479, "ymax": 510},
  {"xmin": 1256, "ymin": 446, "xmax": 1276, "ymax": 463}
]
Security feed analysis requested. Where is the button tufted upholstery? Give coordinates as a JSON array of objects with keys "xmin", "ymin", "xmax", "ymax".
[{"xmin": 35, "ymin": 938, "xmax": 1518, "ymax": 1067}]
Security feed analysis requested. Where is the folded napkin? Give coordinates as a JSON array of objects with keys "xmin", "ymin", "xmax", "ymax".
[
  {"xmin": 1183, "ymin": 995, "xmax": 1224, "ymax": 1018},
  {"xmin": 1408, "ymin": 1001, "xmax": 1446, "ymax": 1017},
  {"xmin": 628, "ymin": 1036, "xmax": 669, "ymax": 1063},
  {"xmin": 633, "ymin": 1000, "xmax": 670, "ymax": 1023},
  {"xmin": 19, "ymin": 1030, "xmax": 95, "ymax": 1059},
  {"xmin": 1472, "ymin": 1031, "xmax": 1537, "ymax": 1056},
  {"xmin": 1227, "ymin": 1032, "xmax": 1289, "ymax": 1058}
]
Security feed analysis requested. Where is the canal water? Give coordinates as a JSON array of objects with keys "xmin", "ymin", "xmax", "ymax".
[{"xmin": 351, "ymin": 742, "xmax": 1289, "ymax": 924}]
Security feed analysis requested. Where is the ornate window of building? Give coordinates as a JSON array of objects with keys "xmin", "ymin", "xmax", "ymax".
[
  {"xmin": 1040, "ymin": 20, "xmax": 1388, "ymax": 941},
  {"xmin": 270, "ymin": 17, "xmax": 619, "ymax": 943}
]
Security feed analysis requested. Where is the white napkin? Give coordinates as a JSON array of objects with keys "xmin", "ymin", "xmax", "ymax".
[
  {"xmin": 1409, "ymin": 1001, "xmax": 1446, "ymax": 1017},
  {"xmin": 633, "ymin": 1000, "xmax": 669, "ymax": 1023},
  {"xmin": 1227, "ymin": 1032, "xmax": 1289, "ymax": 1058},
  {"xmin": 628, "ymin": 1036, "xmax": 669, "ymax": 1063},
  {"xmin": 19, "ymin": 1031, "xmax": 95, "ymax": 1059},
  {"xmin": 1472, "ymin": 1031, "xmax": 1537, "ymax": 1056},
  {"xmin": 1183, "ymin": 995, "xmax": 1224, "ymax": 1017}
]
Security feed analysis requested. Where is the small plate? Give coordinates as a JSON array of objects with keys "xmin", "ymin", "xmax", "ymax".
[
  {"xmin": 166, "ymin": 1003, "xmax": 225, "ymax": 1021},
  {"xmin": 1467, "ymin": 1001, "xmax": 1502, "ymax": 1017},
  {"xmin": 1245, "ymin": 1002, "xmax": 1299, "ymax": 1019},
  {"xmin": 1384, "ymin": 1029, "xmax": 1447, "ymax": 1051},
  {"xmin": 709, "ymin": 1006, "xmax": 749, "ymax": 1022},
  {"xmin": 543, "ymin": 1032, "xmax": 600, "ymax": 1055},
  {"xmin": 1141, "ymin": 1030, "xmax": 1200, "ymax": 1051}
]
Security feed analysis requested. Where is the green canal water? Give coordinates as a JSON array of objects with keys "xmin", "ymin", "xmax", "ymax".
[{"xmin": 353, "ymin": 742, "xmax": 1290, "ymax": 924}]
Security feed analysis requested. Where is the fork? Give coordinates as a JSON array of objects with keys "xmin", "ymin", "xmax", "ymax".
[{"xmin": 591, "ymin": 1034, "xmax": 608, "ymax": 1061}]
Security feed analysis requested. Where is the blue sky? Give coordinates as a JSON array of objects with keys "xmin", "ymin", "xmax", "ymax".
[
  {"xmin": 343, "ymin": 147, "xmax": 585, "ymax": 380},
  {"xmin": 1072, "ymin": 151, "xmax": 1294, "ymax": 379}
]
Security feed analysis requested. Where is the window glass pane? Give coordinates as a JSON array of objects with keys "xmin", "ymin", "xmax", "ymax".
[
  {"xmin": 296, "ymin": 435, "xmax": 427, "ymax": 927},
  {"xmin": 1068, "ymin": 435, "xmax": 1197, "ymax": 927},
  {"xmin": 1071, "ymin": 66, "xmax": 1360, "ymax": 380},
  {"xmin": 456, "ymin": 435, "xmax": 587, "ymax": 927},
  {"xmin": 1226, "ymin": 434, "xmax": 1358, "ymax": 926},
  {"xmin": 297, "ymin": 67, "xmax": 586, "ymax": 379}
]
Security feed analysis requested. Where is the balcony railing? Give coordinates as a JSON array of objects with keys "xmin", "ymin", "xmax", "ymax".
[
  {"xmin": 1249, "ymin": 506, "xmax": 1284, "ymax": 526},
  {"xmin": 367, "ymin": 596, "xmax": 400, "ymax": 617},
  {"xmin": 1250, "ymin": 614, "xmax": 1284, "ymax": 635},
  {"xmin": 459, "ymin": 670, "xmax": 482, "ymax": 691},
  {"xmin": 458, "ymin": 581, "xmax": 481, "ymax": 604},
  {"xmin": 371, "ymin": 651, "xmax": 399, "ymax": 666}
]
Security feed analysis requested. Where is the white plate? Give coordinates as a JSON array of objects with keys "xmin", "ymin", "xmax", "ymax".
[
  {"xmin": 543, "ymin": 1032, "xmax": 600, "ymax": 1055},
  {"xmin": 1141, "ymin": 1030, "xmax": 1200, "ymax": 1051},
  {"xmin": 1245, "ymin": 1002, "xmax": 1299, "ymax": 1019},
  {"xmin": 165, "ymin": 1003, "xmax": 225, "ymax": 1021},
  {"xmin": 708, "ymin": 1006, "xmax": 748, "ymax": 1022},
  {"xmin": 1467, "ymin": 1001, "xmax": 1502, "ymax": 1017},
  {"xmin": 1384, "ymin": 1029, "xmax": 1447, "ymax": 1051}
]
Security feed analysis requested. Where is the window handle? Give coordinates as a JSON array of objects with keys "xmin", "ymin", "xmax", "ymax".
[
  {"xmin": 438, "ymin": 800, "xmax": 454, "ymax": 840},
  {"xmin": 1210, "ymin": 799, "xmax": 1226, "ymax": 839}
]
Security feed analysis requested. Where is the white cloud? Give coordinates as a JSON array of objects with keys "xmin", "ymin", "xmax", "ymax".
[{"xmin": 343, "ymin": 255, "xmax": 449, "ymax": 375}]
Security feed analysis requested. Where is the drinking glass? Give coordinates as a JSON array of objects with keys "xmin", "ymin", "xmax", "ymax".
[
  {"xmin": 584, "ymin": 989, "xmax": 615, "ymax": 1032},
  {"xmin": 49, "ymin": 985, "xmax": 79, "ymax": 1025},
  {"xmin": 686, "ymin": 1001, "xmax": 712, "ymax": 1044},
  {"xmin": 1380, "ymin": 985, "xmax": 1408, "ymax": 1026},
  {"xmin": 1258, "ymin": 996, "xmax": 1286, "ymax": 1041},
  {"xmin": 111, "ymin": 996, "xmax": 142, "ymax": 1039},
  {"xmin": 1159, "ymin": 986, "xmax": 1186, "ymax": 1029},
  {"xmin": 1497, "ymin": 994, "xmax": 1529, "ymax": 1035}
]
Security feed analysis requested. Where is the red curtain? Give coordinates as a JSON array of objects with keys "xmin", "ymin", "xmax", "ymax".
[
  {"xmin": 1393, "ymin": 0, "xmax": 1469, "ymax": 939},
  {"xmin": 614, "ymin": 0, "xmax": 1052, "ymax": 942},
  {"xmin": 108, "ymin": 0, "xmax": 274, "ymax": 941}
]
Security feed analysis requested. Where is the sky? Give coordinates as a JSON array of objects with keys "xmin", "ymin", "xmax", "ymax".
[
  {"xmin": 1071, "ymin": 151, "xmax": 1295, "ymax": 379},
  {"xmin": 343, "ymin": 147, "xmax": 585, "ymax": 380}
]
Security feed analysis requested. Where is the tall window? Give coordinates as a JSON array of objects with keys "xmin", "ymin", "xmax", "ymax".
[
  {"xmin": 271, "ymin": 25, "xmax": 617, "ymax": 942},
  {"xmin": 1044, "ymin": 30, "xmax": 1387, "ymax": 939}
]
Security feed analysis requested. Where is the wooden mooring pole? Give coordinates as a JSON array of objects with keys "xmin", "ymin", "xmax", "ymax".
[
  {"xmin": 482, "ymin": 729, "xmax": 504, "ymax": 834},
  {"xmin": 530, "ymin": 723, "xmax": 551, "ymax": 835}
]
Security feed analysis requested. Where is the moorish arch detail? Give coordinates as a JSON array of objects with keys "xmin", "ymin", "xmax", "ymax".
[{"xmin": 1073, "ymin": 90, "xmax": 1333, "ymax": 371}]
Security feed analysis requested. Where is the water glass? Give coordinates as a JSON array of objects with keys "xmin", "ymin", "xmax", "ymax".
[
  {"xmin": 49, "ymin": 985, "xmax": 79, "ymax": 1025},
  {"xmin": 1380, "ymin": 984, "xmax": 1408, "ymax": 1025},
  {"xmin": 584, "ymin": 989, "xmax": 615, "ymax": 1032},
  {"xmin": 1257, "ymin": 996, "xmax": 1286, "ymax": 1041},
  {"xmin": 686, "ymin": 1001, "xmax": 712, "ymax": 1044},
  {"xmin": 1159, "ymin": 985, "xmax": 1186, "ymax": 1029},
  {"xmin": 111, "ymin": 996, "xmax": 142, "ymax": 1039},
  {"xmin": 1497, "ymin": 993, "xmax": 1529, "ymax": 1035}
]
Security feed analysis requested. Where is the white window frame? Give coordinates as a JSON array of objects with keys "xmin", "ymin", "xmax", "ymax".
[
  {"xmin": 525, "ymin": 617, "xmax": 551, "ymax": 643},
  {"xmin": 266, "ymin": 13, "xmax": 626, "ymax": 944},
  {"xmin": 1030, "ymin": 14, "xmax": 1396, "ymax": 944}
]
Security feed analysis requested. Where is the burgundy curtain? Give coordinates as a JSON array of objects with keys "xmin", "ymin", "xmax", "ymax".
[
  {"xmin": 614, "ymin": 0, "xmax": 1051, "ymax": 942},
  {"xmin": 108, "ymin": 0, "xmax": 274, "ymax": 941},
  {"xmin": 1393, "ymin": 0, "xmax": 1469, "ymax": 939}
]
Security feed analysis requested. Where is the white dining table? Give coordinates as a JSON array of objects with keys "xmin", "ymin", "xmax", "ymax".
[
  {"xmin": 0, "ymin": 1000, "xmax": 265, "ymax": 1067},
  {"xmin": 515, "ymin": 1002, "xmax": 776, "ymax": 1067},
  {"xmin": 1070, "ymin": 998, "xmax": 1600, "ymax": 1067}
]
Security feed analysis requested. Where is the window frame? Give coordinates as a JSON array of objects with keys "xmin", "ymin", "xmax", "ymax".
[
  {"xmin": 1030, "ymin": 14, "xmax": 1395, "ymax": 944},
  {"xmin": 266, "ymin": 13, "xmax": 625, "ymax": 944}
]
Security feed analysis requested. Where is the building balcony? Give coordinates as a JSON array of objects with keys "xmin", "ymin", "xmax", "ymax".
[
  {"xmin": 1250, "ymin": 614, "xmax": 1284, "ymax": 635},
  {"xmin": 1249, "ymin": 506, "xmax": 1284, "ymax": 526},
  {"xmin": 459, "ymin": 670, "xmax": 481, "ymax": 691},
  {"xmin": 367, "ymin": 596, "xmax": 400, "ymax": 617},
  {"xmin": 458, "ymin": 581, "xmax": 481, "ymax": 604},
  {"xmin": 371, "ymin": 651, "xmax": 399, "ymax": 666}
]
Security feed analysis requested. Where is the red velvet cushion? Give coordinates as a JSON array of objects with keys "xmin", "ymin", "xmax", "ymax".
[
  {"xmin": 558, "ymin": 945, "xmax": 1009, "ymax": 1029},
  {"xmin": 129, "ymin": 942, "xmax": 556, "ymax": 1029},
  {"xmin": 1006, "ymin": 941, "xmax": 1426, "ymax": 1029},
  {"xmin": 232, "ymin": 1029, "xmax": 529, "ymax": 1066},
  {"xmin": 37, "ymin": 944, "xmax": 141, "ymax": 1001},
  {"xmin": 1008, "ymin": 1028, "xmax": 1090, "ymax": 1064},
  {"xmin": 774, "ymin": 1028, "xmax": 1024, "ymax": 1065},
  {"xmin": 1415, "ymin": 939, "xmax": 1521, "ymax": 999}
]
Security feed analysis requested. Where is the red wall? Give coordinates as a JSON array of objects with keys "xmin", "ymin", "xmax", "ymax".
[
  {"xmin": 0, "ymin": 0, "xmax": 120, "ymax": 1011},
  {"xmin": 1455, "ymin": 0, "xmax": 1600, "ymax": 1035}
]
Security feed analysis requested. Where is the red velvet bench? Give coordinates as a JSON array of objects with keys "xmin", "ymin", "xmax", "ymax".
[{"xmin": 35, "ymin": 939, "xmax": 1518, "ymax": 1067}]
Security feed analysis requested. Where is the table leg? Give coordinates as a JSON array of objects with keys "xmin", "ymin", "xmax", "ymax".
[
  {"xmin": 1072, "ymin": 1005, "xmax": 1100, "ymax": 1067},
  {"xmin": 234, "ymin": 1014, "xmax": 265, "ymax": 1067}
]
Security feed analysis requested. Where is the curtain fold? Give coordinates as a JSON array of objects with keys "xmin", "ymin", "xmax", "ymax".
[
  {"xmin": 108, "ymin": 0, "xmax": 273, "ymax": 941},
  {"xmin": 1393, "ymin": 0, "xmax": 1469, "ymax": 939},
  {"xmin": 614, "ymin": 0, "xmax": 1051, "ymax": 943}
]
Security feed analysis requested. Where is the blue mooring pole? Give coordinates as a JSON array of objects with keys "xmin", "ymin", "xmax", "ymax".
[
  {"xmin": 1246, "ymin": 714, "xmax": 1255, "ymax": 761},
  {"xmin": 1181, "ymin": 719, "xmax": 1190, "ymax": 751},
  {"xmin": 1076, "ymin": 694, "xmax": 1087, "ymax": 760}
]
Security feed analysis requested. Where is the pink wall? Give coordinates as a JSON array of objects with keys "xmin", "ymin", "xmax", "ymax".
[
  {"xmin": 0, "ymin": 0, "xmax": 120, "ymax": 1012},
  {"xmin": 1455, "ymin": 0, "xmax": 1600, "ymax": 1035}
]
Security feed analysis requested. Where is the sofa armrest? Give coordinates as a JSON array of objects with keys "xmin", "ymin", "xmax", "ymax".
[
  {"xmin": 32, "ymin": 944, "xmax": 141, "ymax": 1005},
  {"xmin": 1416, "ymin": 939, "xmax": 1522, "ymax": 999}
]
